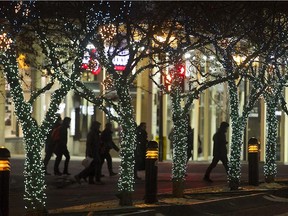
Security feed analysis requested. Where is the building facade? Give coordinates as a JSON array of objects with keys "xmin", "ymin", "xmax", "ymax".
[{"xmin": 2, "ymin": 52, "xmax": 288, "ymax": 164}]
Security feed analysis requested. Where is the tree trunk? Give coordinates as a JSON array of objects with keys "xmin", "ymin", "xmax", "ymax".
[
  {"xmin": 24, "ymin": 209, "xmax": 48, "ymax": 216},
  {"xmin": 265, "ymin": 175, "xmax": 275, "ymax": 183},
  {"xmin": 117, "ymin": 191, "xmax": 133, "ymax": 206},
  {"xmin": 172, "ymin": 179, "xmax": 185, "ymax": 197},
  {"xmin": 4, "ymin": 53, "xmax": 47, "ymax": 212},
  {"xmin": 264, "ymin": 98, "xmax": 278, "ymax": 183},
  {"xmin": 227, "ymin": 80, "xmax": 245, "ymax": 190},
  {"xmin": 115, "ymin": 78, "xmax": 136, "ymax": 206},
  {"xmin": 23, "ymin": 136, "xmax": 47, "ymax": 213},
  {"xmin": 170, "ymin": 92, "xmax": 188, "ymax": 197}
]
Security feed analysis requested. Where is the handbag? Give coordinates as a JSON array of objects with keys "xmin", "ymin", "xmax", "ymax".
[
  {"xmin": 198, "ymin": 146, "xmax": 203, "ymax": 154},
  {"xmin": 82, "ymin": 157, "xmax": 93, "ymax": 168}
]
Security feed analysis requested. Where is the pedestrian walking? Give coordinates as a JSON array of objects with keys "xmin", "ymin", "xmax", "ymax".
[
  {"xmin": 100, "ymin": 122, "xmax": 119, "ymax": 176},
  {"xmin": 43, "ymin": 114, "xmax": 62, "ymax": 175},
  {"xmin": 187, "ymin": 127, "xmax": 202, "ymax": 162},
  {"xmin": 168, "ymin": 127, "xmax": 174, "ymax": 158},
  {"xmin": 75, "ymin": 121, "xmax": 104, "ymax": 184},
  {"xmin": 203, "ymin": 121, "xmax": 229, "ymax": 183},
  {"xmin": 186, "ymin": 118, "xmax": 194, "ymax": 164},
  {"xmin": 53, "ymin": 117, "xmax": 71, "ymax": 176},
  {"xmin": 134, "ymin": 122, "xmax": 148, "ymax": 179},
  {"xmin": 136, "ymin": 122, "xmax": 148, "ymax": 170}
]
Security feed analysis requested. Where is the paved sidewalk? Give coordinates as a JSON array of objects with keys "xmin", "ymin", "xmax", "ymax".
[
  {"xmin": 47, "ymin": 180, "xmax": 288, "ymax": 215},
  {"xmin": 8, "ymin": 156, "xmax": 288, "ymax": 215}
]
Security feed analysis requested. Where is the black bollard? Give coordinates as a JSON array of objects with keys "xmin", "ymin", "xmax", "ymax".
[
  {"xmin": 0, "ymin": 147, "xmax": 11, "ymax": 216},
  {"xmin": 248, "ymin": 137, "xmax": 259, "ymax": 186},
  {"xmin": 145, "ymin": 141, "xmax": 158, "ymax": 204}
]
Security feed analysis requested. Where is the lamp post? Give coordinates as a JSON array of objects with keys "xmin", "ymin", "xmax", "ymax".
[
  {"xmin": 159, "ymin": 75, "xmax": 164, "ymax": 162},
  {"xmin": 158, "ymin": 52, "xmax": 165, "ymax": 162},
  {"xmin": 0, "ymin": 146, "xmax": 11, "ymax": 216}
]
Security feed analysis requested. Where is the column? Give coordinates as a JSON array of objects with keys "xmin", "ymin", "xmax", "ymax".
[
  {"xmin": 202, "ymin": 89, "xmax": 210, "ymax": 161},
  {"xmin": 136, "ymin": 70, "xmax": 142, "ymax": 125},
  {"xmin": 260, "ymin": 98, "xmax": 266, "ymax": 162},
  {"xmin": 162, "ymin": 93, "xmax": 168, "ymax": 160},
  {"xmin": 192, "ymin": 99, "xmax": 201, "ymax": 159},
  {"xmin": 284, "ymin": 88, "xmax": 288, "ymax": 163},
  {"xmin": 0, "ymin": 68, "xmax": 5, "ymax": 145}
]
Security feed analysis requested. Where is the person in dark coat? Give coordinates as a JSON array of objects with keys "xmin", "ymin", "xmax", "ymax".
[
  {"xmin": 134, "ymin": 122, "xmax": 148, "ymax": 179},
  {"xmin": 187, "ymin": 127, "xmax": 203, "ymax": 162},
  {"xmin": 203, "ymin": 121, "xmax": 229, "ymax": 183},
  {"xmin": 53, "ymin": 117, "xmax": 71, "ymax": 176},
  {"xmin": 168, "ymin": 127, "xmax": 174, "ymax": 158},
  {"xmin": 75, "ymin": 121, "xmax": 104, "ymax": 184},
  {"xmin": 136, "ymin": 122, "xmax": 148, "ymax": 170},
  {"xmin": 43, "ymin": 114, "xmax": 62, "ymax": 175},
  {"xmin": 186, "ymin": 123, "xmax": 194, "ymax": 163},
  {"xmin": 100, "ymin": 123, "xmax": 119, "ymax": 176}
]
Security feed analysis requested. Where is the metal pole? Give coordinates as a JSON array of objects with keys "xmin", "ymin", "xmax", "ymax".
[
  {"xmin": 0, "ymin": 147, "xmax": 11, "ymax": 216},
  {"xmin": 244, "ymin": 77, "xmax": 248, "ymax": 160},
  {"xmin": 145, "ymin": 141, "xmax": 158, "ymax": 204},
  {"xmin": 248, "ymin": 137, "xmax": 259, "ymax": 186},
  {"xmin": 159, "ymin": 88, "xmax": 163, "ymax": 162}
]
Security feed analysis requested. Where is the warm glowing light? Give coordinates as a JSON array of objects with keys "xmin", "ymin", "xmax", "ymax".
[
  {"xmin": 0, "ymin": 33, "xmax": 13, "ymax": 51},
  {"xmin": 99, "ymin": 24, "xmax": 117, "ymax": 42},
  {"xmin": 0, "ymin": 161, "xmax": 10, "ymax": 171},
  {"xmin": 17, "ymin": 54, "xmax": 29, "ymax": 69},
  {"xmin": 146, "ymin": 150, "xmax": 158, "ymax": 159},
  {"xmin": 248, "ymin": 145, "xmax": 259, "ymax": 153}
]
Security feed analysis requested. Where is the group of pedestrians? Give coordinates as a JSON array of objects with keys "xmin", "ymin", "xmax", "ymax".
[
  {"xmin": 74, "ymin": 121, "xmax": 148, "ymax": 184},
  {"xmin": 74, "ymin": 122, "xmax": 119, "ymax": 185},
  {"xmin": 43, "ymin": 117, "xmax": 149, "ymax": 184},
  {"xmin": 43, "ymin": 117, "xmax": 120, "ymax": 184},
  {"xmin": 43, "ymin": 114, "xmax": 230, "ymax": 185},
  {"xmin": 43, "ymin": 115, "xmax": 71, "ymax": 176}
]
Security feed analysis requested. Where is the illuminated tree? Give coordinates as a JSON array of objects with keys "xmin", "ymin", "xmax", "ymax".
[
  {"xmin": 1, "ymin": 1, "xmax": 107, "ymax": 213},
  {"xmin": 158, "ymin": 53, "xmax": 237, "ymax": 197},
  {"xmin": 247, "ymin": 10, "xmax": 288, "ymax": 183},
  {"xmin": 70, "ymin": 2, "xmax": 182, "ymax": 205},
  {"xmin": 182, "ymin": 2, "xmax": 264, "ymax": 189},
  {"xmin": 30, "ymin": 1, "xmax": 168, "ymax": 206},
  {"xmin": 195, "ymin": 2, "xmax": 288, "ymax": 189},
  {"xmin": 148, "ymin": 4, "xmax": 239, "ymax": 196},
  {"xmin": 0, "ymin": 2, "xmax": 52, "ymax": 214}
]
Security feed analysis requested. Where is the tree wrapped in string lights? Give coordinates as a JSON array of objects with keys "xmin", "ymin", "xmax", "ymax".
[
  {"xmin": 249, "ymin": 11, "xmax": 288, "ymax": 182},
  {"xmin": 195, "ymin": 2, "xmax": 288, "ymax": 189},
  {"xmin": 1, "ymin": 1, "xmax": 108, "ymax": 213},
  {"xmin": 28, "ymin": 1, "xmax": 157, "ymax": 206},
  {"xmin": 224, "ymin": 5, "xmax": 288, "ymax": 185},
  {"xmin": 0, "ymin": 2, "xmax": 51, "ymax": 214},
  {"xmin": 148, "ymin": 3, "xmax": 240, "ymax": 197},
  {"xmin": 185, "ymin": 2, "xmax": 261, "ymax": 190},
  {"xmin": 71, "ymin": 1, "xmax": 181, "ymax": 205}
]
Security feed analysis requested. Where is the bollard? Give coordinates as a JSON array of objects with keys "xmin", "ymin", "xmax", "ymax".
[
  {"xmin": 248, "ymin": 137, "xmax": 259, "ymax": 186},
  {"xmin": 0, "ymin": 146, "xmax": 11, "ymax": 216},
  {"xmin": 145, "ymin": 141, "xmax": 158, "ymax": 204}
]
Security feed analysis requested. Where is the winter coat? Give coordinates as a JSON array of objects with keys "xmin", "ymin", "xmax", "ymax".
[{"xmin": 212, "ymin": 128, "xmax": 228, "ymax": 157}]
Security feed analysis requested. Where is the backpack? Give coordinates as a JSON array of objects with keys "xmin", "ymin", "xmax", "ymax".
[{"xmin": 51, "ymin": 125, "xmax": 61, "ymax": 142}]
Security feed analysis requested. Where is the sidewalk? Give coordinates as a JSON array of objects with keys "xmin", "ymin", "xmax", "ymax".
[
  {"xmin": 47, "ymin": 179, "xmax": 288, "ymax": 215},
  {"xmin": 9, "ymin": 157, "xmax": 288, "ymax": 215}
]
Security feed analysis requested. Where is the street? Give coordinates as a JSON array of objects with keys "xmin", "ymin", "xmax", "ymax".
[{"xmin": 8, "ymin": 156, "xmax": 288, "ymax": 215}]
